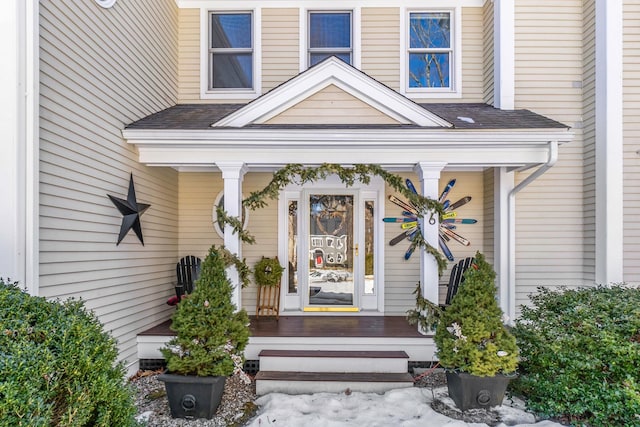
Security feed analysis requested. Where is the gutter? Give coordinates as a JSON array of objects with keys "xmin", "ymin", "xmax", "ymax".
[{"xmin": 506, "ymin": 140, "xmax": 559, "ymax": 321}]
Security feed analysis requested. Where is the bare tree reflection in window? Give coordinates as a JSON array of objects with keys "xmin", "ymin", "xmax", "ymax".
[{"xmin": 409, "ymin": 12, "xmax": 451, "ymax": 89}]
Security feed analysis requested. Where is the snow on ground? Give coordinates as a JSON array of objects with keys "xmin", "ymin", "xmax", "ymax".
[{"xmin": 245, "ymin": 387, "xmax": 565, "ymax": 427}]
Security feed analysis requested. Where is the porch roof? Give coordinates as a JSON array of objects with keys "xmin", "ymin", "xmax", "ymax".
[
  {"xmin": 122, "ymin": 58, "xmax": 572, "ymax": 171},
  {"xmin": 125, "ymin": 102, "xmax": 568, "ymax": 131},
  {"xmin": 122, "ymin": 104, "xmax": 572, "ymax": 171}
]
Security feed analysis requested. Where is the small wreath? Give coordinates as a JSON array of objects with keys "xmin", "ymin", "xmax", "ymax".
[{"xmin": 254, "ymin": 257, "xmax": 284, "ymax": 287}]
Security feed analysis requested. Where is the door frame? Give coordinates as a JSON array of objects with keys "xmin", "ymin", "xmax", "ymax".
[{"xmin": 278, "ymin": 175, "xmax": 385, "ymax": 315}]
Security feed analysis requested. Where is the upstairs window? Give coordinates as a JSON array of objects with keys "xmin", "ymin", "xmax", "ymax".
[
  {"xmin": 308, "ymin": 11, "xmax": 352, "ymax": 67},
  {"xmin": 407, "ymin": 11, "xmax": 454, "ymax": 91},
  {"xmin": 209, "ymin": 12, "xmax": 253, "ymax": 90}
]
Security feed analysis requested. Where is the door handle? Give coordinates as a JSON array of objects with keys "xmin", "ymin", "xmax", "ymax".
[{"xmin": 354, "ymin": 244, "xmax": 359, "ymax": 256}]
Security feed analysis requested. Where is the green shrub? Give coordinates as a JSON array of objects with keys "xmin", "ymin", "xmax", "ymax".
[
  {"xmin": 161, "ymin": 245, "xmax": 250, "ymax": 377},
  {"xmin": 0, "ymin": 279, "xmax": 139, "ymax": 427},
  {"xmin": 434, "ymin": 252, "xmax": 518, "ymax": 376},
  {"xmin": 513, "ymin": 285, "xmax": 640, "ymax": 426}
]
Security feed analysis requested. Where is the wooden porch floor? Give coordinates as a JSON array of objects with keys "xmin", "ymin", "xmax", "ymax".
[{"xmin": 139, "ymin": 316, "xmax": 430, "ymax": 339}]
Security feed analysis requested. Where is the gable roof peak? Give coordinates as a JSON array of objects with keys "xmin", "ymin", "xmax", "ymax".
[{"xmin": 212, "ymin": 56, "xmax": 452, "ymax": 128}]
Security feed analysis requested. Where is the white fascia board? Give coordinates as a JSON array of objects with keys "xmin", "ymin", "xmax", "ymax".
[
  {"xmin": 212, "ymin": 57, "xmax": 452, "ymax": 128},
  {"xmin": 124, "ymin": 128, "xmax": 572, "ymax": 169},
  {"xmin": 177, "ymin": 1, "xmax": 484, "ymax": 9},
  {"xmin": 132, "ymin": 145, "xmax": 552, "ymax": 169},
  {"xmin": 123, "ymin": 127, "xmax": 572, "ymax": 145}
]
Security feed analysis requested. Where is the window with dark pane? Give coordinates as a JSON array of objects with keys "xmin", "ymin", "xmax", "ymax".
[
  {"xmin": 308, "ymin": 11, "xmax": 352, "ymax": 67},
  {"xmin": 209, "ymin": 12, "xmax": 253, "ymax": 89}
]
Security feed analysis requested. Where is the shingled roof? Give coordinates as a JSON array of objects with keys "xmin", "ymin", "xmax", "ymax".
[{"xmin": 125, "ymin": 103, "xmax": 568, "ymax": 131}]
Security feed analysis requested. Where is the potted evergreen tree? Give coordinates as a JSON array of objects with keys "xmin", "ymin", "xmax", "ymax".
[
  {"xmin": 434, "ymin": 251, "xmax": 518, "ymax": 411},
  {"xmin": 159, "ymin": 245, "xmax": 250, "ymax": 419}
]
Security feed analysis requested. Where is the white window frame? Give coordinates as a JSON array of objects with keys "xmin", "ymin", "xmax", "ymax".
[
  {"xmin": 200, "ymin": 8, "xmax": 262, "ymax": 100},
  {"xmin": 400, "ymin": 7, "xmax": 462, "ymax": 99},
  {"xmin": 299, "ymin": 7, "xmax": 361, "ymax": 72}
]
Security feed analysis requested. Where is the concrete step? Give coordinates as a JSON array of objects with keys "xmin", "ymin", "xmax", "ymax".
[
  {"xmin": 255, "ymin": 371, "xmax": 415, "ymax": 395},
  {"xmin": 258, "ymin": 349, "xmax": 409, "ymax": 373}
]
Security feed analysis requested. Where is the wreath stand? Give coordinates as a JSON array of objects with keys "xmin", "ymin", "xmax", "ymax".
[
  {"xmin": 256, "ymin": 282, "xmax": 281, "ymax": 319},
  {"xmin": 255, "ymin": 257, "xmax": 283, "ymax": 320}
]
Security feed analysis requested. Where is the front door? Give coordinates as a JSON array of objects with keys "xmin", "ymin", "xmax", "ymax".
[
  {"xmin": 280, "ymin": 177, "xmax": 384, "ymax": 314},
  {"xmin": 306, "ymin": 193, "xmax": 356, "ymax": 310}
]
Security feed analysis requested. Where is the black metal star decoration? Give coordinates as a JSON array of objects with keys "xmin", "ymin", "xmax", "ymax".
[{"xmin": 108, "ymin": 173, "xmax": 150, "ymax": 245}]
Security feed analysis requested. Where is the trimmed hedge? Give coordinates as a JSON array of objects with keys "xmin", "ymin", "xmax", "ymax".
[
  {"xmin": 513, "ymin": 285, "xmax": 640, "ymax": 426},
  {"xmin": 0, "ymin": 279, "xmax": 140, "ymax": 427}
]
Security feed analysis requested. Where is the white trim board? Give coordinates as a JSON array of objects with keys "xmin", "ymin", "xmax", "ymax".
[{"xmin": 177, "ymin": 1, "xmax": 484, "ymax": 9}]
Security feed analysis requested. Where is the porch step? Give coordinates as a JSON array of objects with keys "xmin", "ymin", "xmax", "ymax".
[
  {"xmin": 255, "ymin": 371, "xmax": 414, "ymax": 395},
  {"xmin": 256, "ymin": 350, "xmax": 413, "ymax": 395},
  {"xmin": 258, "ymin": 349, "xmax": 409, "ymax": 373}
]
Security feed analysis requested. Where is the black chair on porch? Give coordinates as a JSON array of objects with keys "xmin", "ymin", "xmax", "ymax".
[
  {"xmin": 441, "ymin": 256, "xmax": 475, "ymax": 308},
  {"xmin": 167, "ymin": 255, "xmax": 202, "ymax": 306}
]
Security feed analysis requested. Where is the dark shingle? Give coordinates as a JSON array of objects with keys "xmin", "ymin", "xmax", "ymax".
[
  {"xmin": 420, "ymin": 103, "xmax": 569, "ymax": 129},
  {"xmin": 125, "ymin": 103, "xmax": 569, "ymax": 131},
  {"xmin": 126, "ymin": 104, "xmax": 244, "ymax": 129}
]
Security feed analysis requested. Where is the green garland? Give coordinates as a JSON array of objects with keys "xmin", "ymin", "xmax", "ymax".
[
  {"xmin": 253, "ymin": 257, "xmax": 285, "ymax": 287},
  {"xmin": 214, "ymin": 163, "xmax": 448, "ymax": 277},
  {"xmin": 217, "ymin": 245, "xmax": 252, "ymax": 288},
  {"xmin": 406, "ymin": 282, "xmax": 443, "ymax": 333}
]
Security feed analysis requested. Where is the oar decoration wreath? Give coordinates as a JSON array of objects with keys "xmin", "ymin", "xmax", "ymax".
[
  {"xmin": 215, "ymin": 163, "xmax": 448, "ymax": 276},
  {"xmin": 384, "ymin": 178, "xmax": 476, "ymax": 262}
]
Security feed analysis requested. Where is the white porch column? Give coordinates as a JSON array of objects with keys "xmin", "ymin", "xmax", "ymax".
[
  {"xmin": 414, "ymin": 162, "xmax": 446, "ymax": 311},
  {"xmin": 494, "ymin": 167, "xmax": 514, "ymax": 320},
  {"xmin": 217, "ymin": 162, "xmax": 248, "ymax": 309},
  {"xmin": 493, "ymin": 0, "xmax": 515, "ymax": 110},
  {"xmin": 595, "ymin": 0, "xmax": 623, "ymax": 284}
]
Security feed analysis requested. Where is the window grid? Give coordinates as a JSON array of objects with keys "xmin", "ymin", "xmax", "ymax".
[
  {"xmin": 208, "ymin": 11, "xmax": 254, "ymax": 90},
  {"xmin": 407, "ymin": 10, "xmax": 454, "ymax": 91},
  {"xmin": 308, "ymin": 11, "xmax": 353, "ymax": 67}
]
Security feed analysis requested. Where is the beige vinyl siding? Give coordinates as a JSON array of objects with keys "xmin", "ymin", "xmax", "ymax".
[
  {"xmin": 262, "ymin": 8, "xmax": 300, "ymax": 93},
  {"xmin": 177, "ymin": 172, "xmax": 278, "ymax": 313},
  {"xmin": 264, "ymin": 84, "xmax": 403, "ymax": 125},
  {"xmin": 361, "ymin": 7, "xmax": 400, "ymax": 90},
  {"xmin": 623, "ymin": 1, "xmax": 640, "ymax": 285},
  {"xmin": 178, "ymin": 8, "xmax": 200, "ymax": 103},
  {"xmin": 460, "ymin": 7, "xmax": 485, "ymax": 102},
  {"xmin": 39, "ymin": 0, "xmax": 179, "ymax": 370},
  {"xmin": 177, "ymin": 172, "xmax": 223, "ymax": 257},
  {"xmin": 241, "ymin": 174, "xmax": 280, "ymax": 311},
  {"xmin": 582, "ymin": 0, "xmax": 596, "ymax": 280},
  {"xmin": 482, "ymin": 1, "xmax": 495, "ymax": 104},
  {"xmin": 514, "ymin": 0, "xmax": 585, "ymax": 307}
]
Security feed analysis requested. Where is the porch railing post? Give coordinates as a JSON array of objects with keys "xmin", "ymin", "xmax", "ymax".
[
  {"xmin": 217, "ymin": 162, "xmax": 248, "ymax": 310},
  {"xmin": 415, "ymin": 162, "xmax": 446, "ymax": 334}
]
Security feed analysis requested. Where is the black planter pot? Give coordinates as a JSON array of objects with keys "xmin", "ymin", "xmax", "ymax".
[
  {"xmin": 445, "ymin": 371, "xmax": 514, "ymax": 411},
  {"xmin": 158, "ymin": 372, "xmax": 226, "ymax": 419}
]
